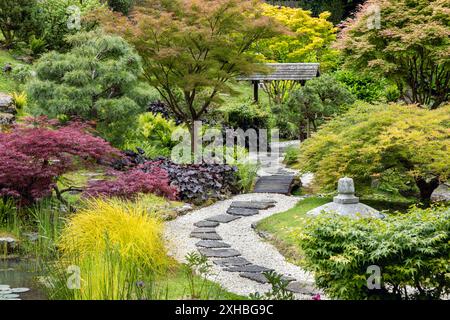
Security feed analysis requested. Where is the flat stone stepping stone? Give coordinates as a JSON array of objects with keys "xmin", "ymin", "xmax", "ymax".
[
  {"xmin": 239, "ymin": 272, "xmax": 269, "ymax": 284},
  {"xmin": 198, "ymin": 248, "xmax": 241, "ymax": 258},
  {"xmin": 206, "ymin": 214, "xmax": 240, "ymax": 223},
  {"xmin": 224, "ymin": 264, "xmax": 273, "ymax": 273},
  {"xmin": 194, "ymin": 220, "xmax": 219, "ymax": 227},
  {"xmin": 191, "ymin": 227, "xmax": 216, "ymax": 233},
  {"xmin": 195, "ymin": 240, "xmax": 231, "ymax": 248},
  {"xmin": 190, "ymin": 232, "xmax": 222, "ymax": 240},
  {"xmin": 230, "ymin": 201, "xmax": 276, "ymax": 210},
  {"xmin": 226, "ymin": 207, "xmax": 259, "ymax": 216},
  {"xmin": 286, "ymin": 281, "xmax": 316, "ymax": 295},
  {"xmin": 239, "ymin": 272, "xmax": 296, "ymax": 284},
  {"xmin": 213, "ymin": 257, "xmax": 251, "ymax": 267},
  {"xmin": 253, "ymin": 175, "xmax": 295, "ymax": 195}
]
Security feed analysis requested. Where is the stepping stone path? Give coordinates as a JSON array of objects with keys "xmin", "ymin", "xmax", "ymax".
[
  {"xmin": 190, "ymin": 200, "xmax": 314, "ymax": 295},
  {"xmin": 167, "ymin": 142, "xmax": 320, "ymax": 299}
]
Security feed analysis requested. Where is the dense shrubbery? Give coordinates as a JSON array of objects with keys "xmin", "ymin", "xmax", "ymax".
[
  {"xmin": 334, "ymin": 70, "xmax": 400, "ymax": 103},
  {"xmin": 33, "ymin": 0, "xmax": 103, "ymax": 50},
  {"xmin": 84, "ymin": 166, "xmax": 178, "ymax": 200},
  {"xmin": 0, "ymin": 0, "xmax": 36, "ymax": 47},
  {"xmin": 218, "ymin": 100, "xmax": 273, "ymax": 132},
  {"xmin": 124, "ymin": 112, "xmax": 180, "ymax": 158},
  {"xmin": 107, "ymin": 0, "xmax": 135, "ymax": 15},
  {"xmin": 296, "ymin": 103, "xmax": 450, "ymax": 201},
  {"xmin": 297, "ymin": 206, "xmax": 450, "ymax": 300},
  {"xmin": 26, "ymin": 31, "xmax": 152, "ymax": 146},
  {"xmin": 0, "ymin": 117, "xmax": 118, "ymax": 205},
  {"xmin": 286, "ymin": 74, "xmax": 355, "ymax": 139}
]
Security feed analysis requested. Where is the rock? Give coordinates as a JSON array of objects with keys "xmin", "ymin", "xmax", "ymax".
[
  {"xmin": 213, "ymin": 257, "xmax": 251, "ymax": 267},
  {"xmin": 223, "ymin": 264, "xmax": 273, "ymax": 273},
  {"xmin": 0, "ymin": 112, "xmax": 15, "ymax": 125},
  {"xmin": 226, "ymin": 207, "xmax": 259, "ymax": 216},
  {"xmin": 0, "ymin": 237, "xmax": 17, "ymax": 253},
  {"xmin": 0, "ymin": 93, "xmax": 15, "ymax": 113},
  {"xmin": 194, "ymin": 220, "xmax": 219, "ymax": 228},
  {"xmin": 191, "ymin": 227, "xmax": 217, "ymax": 234},
  {"xmin": 195, "ymin": 240, "xmax": 231, "ymax": 248},
  {"xmin": 206, "ymin": 214, "xmax": 240, "ymax": 223},
  {"xmin": 230, "ymin": 201, "xmax": 276, "ymax": 210},
  {"xmin": 431, "ymin": 183, "xmax": 450, "ymax": 203},
  {"xmin": 190, "ymin": 232, "xmax": 222, "ymax": 240},
  {"xmin": 3, "ymin": 63, "xmax": 12, "ymax": 73},
  {"xmin": 14, "ymin": 55, "xmax": 34, "ymax": 64},
  {"xmin": 175, "ymin": 204, "xmax": 193, "ymax": 214},
  {"xmin": 197, "ymin": 248, "xmax": 241, "ymax": 258}
]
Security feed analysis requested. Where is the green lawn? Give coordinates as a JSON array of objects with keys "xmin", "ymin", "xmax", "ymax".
[
  {"xmin": 0, "ymin": 49, "xmax": 20, "ymax": 93},
  {"xmin": 255, "ymin": 197, "xmax": 330, "ymax": 264}
]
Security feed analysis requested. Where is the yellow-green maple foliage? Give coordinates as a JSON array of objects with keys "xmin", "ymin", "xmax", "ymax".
[
  {"xmin": 295, "ymin": 103, "xmax": 450, "ymax": 200},
  {"xmin": 254, "ymin": 3, "xmax": 339, "ymax": 70}
]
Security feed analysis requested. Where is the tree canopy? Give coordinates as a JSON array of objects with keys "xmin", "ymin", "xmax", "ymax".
[
  {"xmin": 254, "ymin": 3, "xmax": 339, "ymax": 70},
  {"xmin": 337, "ymin": 0, "xmax": 450, "ymax": 109},
  {"xmin": 26, "ymin": 31, "xmax": 151, "ymax": 146},
  {"xmin": 100, "ymin": 0, "xmax": 280, "ymax": 152},
  {"xmin": 296, "ymin": 102, "xmax": 450, "ymax": 201}
]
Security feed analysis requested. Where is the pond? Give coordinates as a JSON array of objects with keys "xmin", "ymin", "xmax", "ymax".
[{"xmin": 0, "ymin": 259, "xmax": 47, "ymax": 300}]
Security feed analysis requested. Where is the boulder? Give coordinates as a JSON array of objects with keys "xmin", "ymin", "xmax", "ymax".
[
  {"xmin": 431, "ymin": 183, "xmax": 450, "ymax": 203},
  {"xmin": 0, "ymin": 112, "xmax": 15, "ymax": 126},
  {"xmin": 0, "ymin": 93, "xmax": 15, "ymax": 114},
  {"xmin": 0, "ymin": 236, "xmax": 18, "ymax": 254}
]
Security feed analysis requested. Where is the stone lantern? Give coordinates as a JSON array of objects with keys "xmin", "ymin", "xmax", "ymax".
[{"xmin": 307, "ymin": 177, "xmax": 384, "ymax": 218}]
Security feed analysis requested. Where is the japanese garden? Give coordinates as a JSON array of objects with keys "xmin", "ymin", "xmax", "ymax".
[{"xmin": 0, "ymin": 0, "xmax": 449, "ymax": 303}]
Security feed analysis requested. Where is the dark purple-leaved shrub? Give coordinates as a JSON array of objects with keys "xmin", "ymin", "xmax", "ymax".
[
  {"xmin": 111, "ymin": 152, "xmax": 240, "ymax": 204},
  {"xmin": 141, "ymin": 158, "xmax": 239, "ymax": 203},
  {"xmin": 0, "ymin": 117, "xmax": 119, "ymax": 205},
  {"xmin": 83, "ymin": 166, "xmax": 178, "ymax": 200}
]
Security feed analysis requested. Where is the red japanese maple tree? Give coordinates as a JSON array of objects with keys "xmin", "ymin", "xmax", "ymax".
[{"xmin": 0, "ymin": 117, "xmax": 119, "ymax": 205}]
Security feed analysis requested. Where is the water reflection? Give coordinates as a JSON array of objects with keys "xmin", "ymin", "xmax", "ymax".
[{"xmin": 0, "ymin": 259, "xmax": 47, "ymax": 300}]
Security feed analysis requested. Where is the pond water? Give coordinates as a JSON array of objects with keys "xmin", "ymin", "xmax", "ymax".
[{"xmin": 0, "ymin": 259, "xmax": 47, "ymax": 300}]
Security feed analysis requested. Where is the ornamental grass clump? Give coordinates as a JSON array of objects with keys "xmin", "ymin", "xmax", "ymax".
[
  {"xmin": 59, "ymin": 198, "xmax": 170, "ymax": 273},
  {"xmin": 52, "ymin": 197, "xmax": 171, "ymax": 299}
]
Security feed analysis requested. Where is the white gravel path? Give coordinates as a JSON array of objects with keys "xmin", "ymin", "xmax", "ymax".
[{"xmin": 164, "ymin": 193, "xmax": 318, "ymax": 299}]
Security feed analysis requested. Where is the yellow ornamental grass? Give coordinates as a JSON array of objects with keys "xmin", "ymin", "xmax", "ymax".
[{"xmin": 58, "ymin": 198, "xmax": 170, "ymax": 274}]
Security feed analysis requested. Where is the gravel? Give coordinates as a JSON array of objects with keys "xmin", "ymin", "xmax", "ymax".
[{"xmin": 164, "ymin": 193, "xmax": 318, "ymax": 299}]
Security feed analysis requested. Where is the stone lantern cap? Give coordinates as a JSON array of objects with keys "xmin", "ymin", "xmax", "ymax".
[{"xmin": 307, "ymin": 177, "xmax": 384, "ymax": 219}]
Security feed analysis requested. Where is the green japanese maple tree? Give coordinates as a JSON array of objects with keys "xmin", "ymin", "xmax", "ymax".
[
  {"xmin": 337, "ymin": 0, "xmax": 450, "ymax": 109},
  {"xmin": 101, "ymin": 0, "xmax": 280, "ymax": 152}
]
